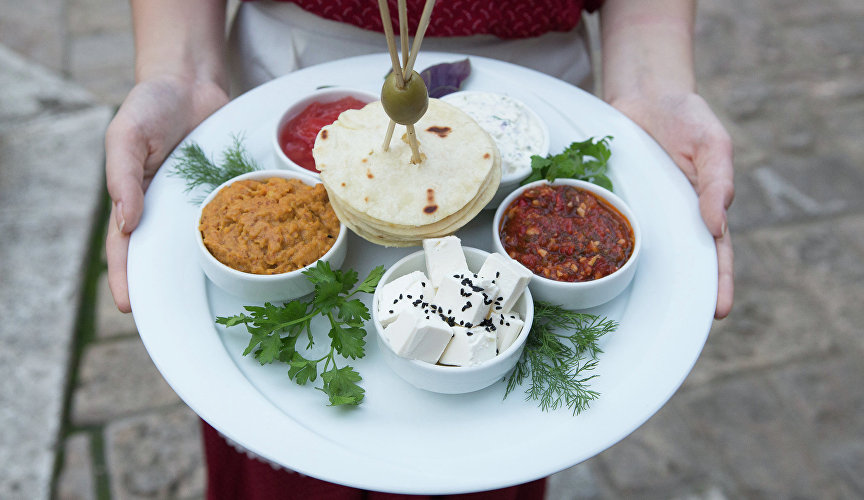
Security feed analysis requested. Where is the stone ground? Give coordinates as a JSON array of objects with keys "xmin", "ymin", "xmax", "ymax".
[{"xmin": 0, "ymin": 0, "xmax": 862, "ymax": 499}]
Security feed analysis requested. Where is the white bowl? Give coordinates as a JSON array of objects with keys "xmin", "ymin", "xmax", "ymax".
[
  {"xmin": 196, "ymin": 169, "xmax": 347, "ymax": 303},
  {"xmin": 272, "ymin": 87, "xmax": 377, "ymax": 177},
  {"xmin": 492, "ymin": 179, "xmax": 641, "ymax": 309},
  {"xmin": 372, "ymin": 247, "xmax": 534, "ymax": 394},
  {"xmin": 441, "ymin": 90, "xmax": 550, "ymax": 209}
]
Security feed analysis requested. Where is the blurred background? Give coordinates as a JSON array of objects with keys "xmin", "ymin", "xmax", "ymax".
[{"xmin": 1, "ymin": 0, "xmax": 862, "ymax": 498}]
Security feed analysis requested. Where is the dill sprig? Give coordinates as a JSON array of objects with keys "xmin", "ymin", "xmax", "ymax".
[
  {"xmin": 505, "ymin": 301, "xmax": 617, "ymax": 415},
  {"xmin": 170, "ymin": 135, "xmax": 260, "ymax": 202}
]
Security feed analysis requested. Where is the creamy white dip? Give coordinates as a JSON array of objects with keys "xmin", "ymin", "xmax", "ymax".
[{"xmin": 442, "ymin": 92, "xmax": 547, "ymax": 177}]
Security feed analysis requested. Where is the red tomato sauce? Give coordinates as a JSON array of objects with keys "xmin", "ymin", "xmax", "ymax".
[
  {"xmin": 500, "ymin": 184, "xmax": 634, "ymax": 282},
  {"xmin": 278, "ymin": 96, "xmax": 368, "ymax": 172}
]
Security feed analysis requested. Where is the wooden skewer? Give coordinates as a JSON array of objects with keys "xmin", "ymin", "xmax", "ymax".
[
  {"xmin": 377, "ymin": 0, "xmax": 404, "ymax": 88},
  {"xmin": 378, "ymin": 0, "xmax": 402, "ymax": 151},
  {"xmin": 404, "ymin": 0, "xmax": 436, "ymax": 75},
  {"xmin": 378, "ymin": 0, "xmax": 430, "ymax": 162},
  {"xmin": 398, "ymin": 0, "xmax": 409, "ymax": 71},
  {"xmin": 382, "ymin": 120, "xmax": 396, "ymax": 152},
  {"xmin": 397, "ymin": 0, "xmax": 422, "ymax": 163},
  {"xmin": 406, "ymin": 125, "xmax": 422, "ymax": 164}
]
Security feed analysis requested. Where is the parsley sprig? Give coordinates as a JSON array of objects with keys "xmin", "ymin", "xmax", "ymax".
[
  {"xmin": 216, "ymin": 262, "xmax": 385, "ymax": 406},
  {"xmin": 522, "ymin": 136, "xmax": 614, "ymax": 191},
  {"xmin": 505, "ymin": 301, "xmax": 617, "ymax": 415}
]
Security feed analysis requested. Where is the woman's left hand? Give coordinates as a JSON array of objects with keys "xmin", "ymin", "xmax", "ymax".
[
  {"xmin": 610, "ymin": 91, "xmax": 734, "ymax": 318},
  {"xmin": 600, "ymin": 0, "xmax": 734, "ymax": 319}
]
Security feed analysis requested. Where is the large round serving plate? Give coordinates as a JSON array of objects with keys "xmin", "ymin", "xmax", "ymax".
[{"xmin": 128, "ymin": 53, "xmax": 716, "ymax": 494}]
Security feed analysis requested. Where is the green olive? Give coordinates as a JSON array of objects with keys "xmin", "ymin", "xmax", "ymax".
[{"xmin": 381, "ymin": 70, "xmax": 429, "ymax": 125}]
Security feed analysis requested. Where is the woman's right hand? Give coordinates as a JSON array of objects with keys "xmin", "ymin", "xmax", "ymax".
[{"xmin": 105, "ymin": 75, "xmax": 228, "ymax": 312}]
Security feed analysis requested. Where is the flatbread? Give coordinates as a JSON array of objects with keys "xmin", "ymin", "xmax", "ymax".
[
  {"xmin": 326, "ymin": 165, "xmax": 500, "ymax": 246},
  {"xmin": 324, "ymin": 159, "xmax": 499, "ymax": 237},
  {"xmin": 314, "ymin": 99, "xmax": 499, "ymax": 229}
]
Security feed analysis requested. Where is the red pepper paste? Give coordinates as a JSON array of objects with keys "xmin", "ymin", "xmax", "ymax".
[
  {"xmin": 278, "ymin": 96, "xmax": 368, "ymax": 172},
  {"xmin": 500, "ymin": 184, "xmax": 634, "ymax": 282}
]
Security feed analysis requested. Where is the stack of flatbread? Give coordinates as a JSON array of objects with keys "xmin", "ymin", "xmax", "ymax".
[{"xmin": 313, "ymin": 99, "xmax": 501, "ymax": 247}]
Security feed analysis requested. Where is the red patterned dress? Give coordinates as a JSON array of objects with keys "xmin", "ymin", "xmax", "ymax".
[{"xmin": 267, "ymin": 0, "xmax": 603, "ymax": 38}]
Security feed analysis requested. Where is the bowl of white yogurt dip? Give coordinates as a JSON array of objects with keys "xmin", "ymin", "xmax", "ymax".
[{"xmin": 442, "ymin": 90, "xmax": 549, "ymax": 209}]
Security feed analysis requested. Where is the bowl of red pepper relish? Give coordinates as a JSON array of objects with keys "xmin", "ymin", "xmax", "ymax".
[
  {"xmin": 272, "ymin": 88, "xmax": 376, "ymax": 176},
  {"xmin": 492, "ymin": 179, "xmax": 642, "ymax": 309}
]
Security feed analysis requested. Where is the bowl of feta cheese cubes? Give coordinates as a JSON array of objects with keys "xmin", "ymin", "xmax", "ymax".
[{"xmin": 372, "ymin": 235, "xmax": 534, "ymax": 394}]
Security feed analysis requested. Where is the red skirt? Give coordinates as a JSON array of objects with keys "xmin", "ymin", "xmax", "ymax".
[{"xmin": 202, "ymin": 421, "xmax": 546, "ymax": 500}]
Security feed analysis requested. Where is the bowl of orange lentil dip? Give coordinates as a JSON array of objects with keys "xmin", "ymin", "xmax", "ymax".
[{"xmin": 196, "ymin": 169, "xmax": 347, "ymax": 302}]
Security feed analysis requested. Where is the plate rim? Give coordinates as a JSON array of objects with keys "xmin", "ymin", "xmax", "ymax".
[{"xmin": 128, "ymin": 52, "xmax": 717, "ymax": 494}]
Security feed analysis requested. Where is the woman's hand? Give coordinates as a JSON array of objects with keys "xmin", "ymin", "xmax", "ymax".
[
  {"xmin": 609, "ymin": 91, "xmax": 734, "ymax": 319},
  {"xmin": 600, "ymin": 0, "xmax": 734, "ymax": 319},
  {"xmin": 107, "ymin": 0, "xmax": 229, "ymax": 312},
  {"xmin": 105, "ymin": 76, "xmax": 228, "ymax": 312}
]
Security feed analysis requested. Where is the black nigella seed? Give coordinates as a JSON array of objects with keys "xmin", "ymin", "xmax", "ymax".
[
  {"xmin": 496, "ymin": 271, "xmax": 500, "ymax": 278},
  {"xmin": 467, "ymin": 331, "xmax": 473, "ymax": 336},
  {"xmin": 462, "ymin": 301, "xmax": 472, "ymax": 311},
  {"xmin": 389, "ymin": 310, "xmax": 394, "ymax": 314},
  {"xmin": 406, "ymin": 295, "xmax": 412, "ymax": 299},
  {"xmin": 495, "ymin": 305, "xmax": 502, "ymax": 310},
  {"xmin": 421, "ymin": 282, "xmax": 426, "ymax": 287},
  {"xmin": 399, "ymin": 294, "xmax": 403, "ymax": 299},
  {"xmin": 393, "ymin": 299, "xmax": 398, "ymax": 304},
  {"xmin": 505, "ymin": 322, "xmax": 510, "ymax": 326}
]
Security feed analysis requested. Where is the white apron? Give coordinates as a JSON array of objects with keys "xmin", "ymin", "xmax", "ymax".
[{"xmin": 227, "ymin": 1, "xmax": 595, "ymax": 96}]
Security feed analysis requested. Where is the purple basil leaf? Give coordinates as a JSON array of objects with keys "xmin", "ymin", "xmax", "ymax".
[{"xmin": 420, "ymin": 59, "xmax": 471, "ymax": 98}]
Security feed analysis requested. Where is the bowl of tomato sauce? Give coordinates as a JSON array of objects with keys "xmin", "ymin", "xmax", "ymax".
[
  {"xmin": 273, "ymin": 88, "xmax": 377, "ymax": 176},
  {"xmin": 492, "ymin": 179, "xmax": 641, "ymax": 309}
]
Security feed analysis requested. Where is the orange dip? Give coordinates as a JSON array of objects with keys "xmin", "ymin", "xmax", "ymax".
[{"xmin": 199, "ymin": 177, "xmax": 340, "ymax": 274}]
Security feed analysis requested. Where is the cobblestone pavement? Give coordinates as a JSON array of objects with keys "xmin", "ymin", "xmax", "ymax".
[{"xmin": 1, "ymin": 0, "xmax": 863, "ymax": 499}]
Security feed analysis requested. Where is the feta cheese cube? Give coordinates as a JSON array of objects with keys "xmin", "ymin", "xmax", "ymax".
[
  {"xmin": 490, "ymin": 312, "xmax": 525, "ymax": 353},
  {"xmin": 439, "ymin": 327, "xmax": 497, "ymax": 366},
  {"xmin": 433, "ymin": 274, "xmax": 499, "ymax": 328},
  {"xmin": 478, "ymin": 253, "xmax": 533, "ymax": 314},
  {"xmin": 377, "ymin": 271, "xmax": 430, "ymax": 326},
  {"xmin": 423, "ymin": 236, "xmax": 469, "ymax": 289},
  {"xmin": 383, "ymin": 308, "xmax": 454, "ymax": 364},
  {"xmin": 377, "ymin": 271, "xmax": 427, "ymax": 309}
]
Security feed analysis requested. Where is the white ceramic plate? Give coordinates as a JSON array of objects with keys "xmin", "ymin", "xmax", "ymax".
[{"xmin": 128, "ymin": 53, "xmax": 716, "ymax": 494}]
